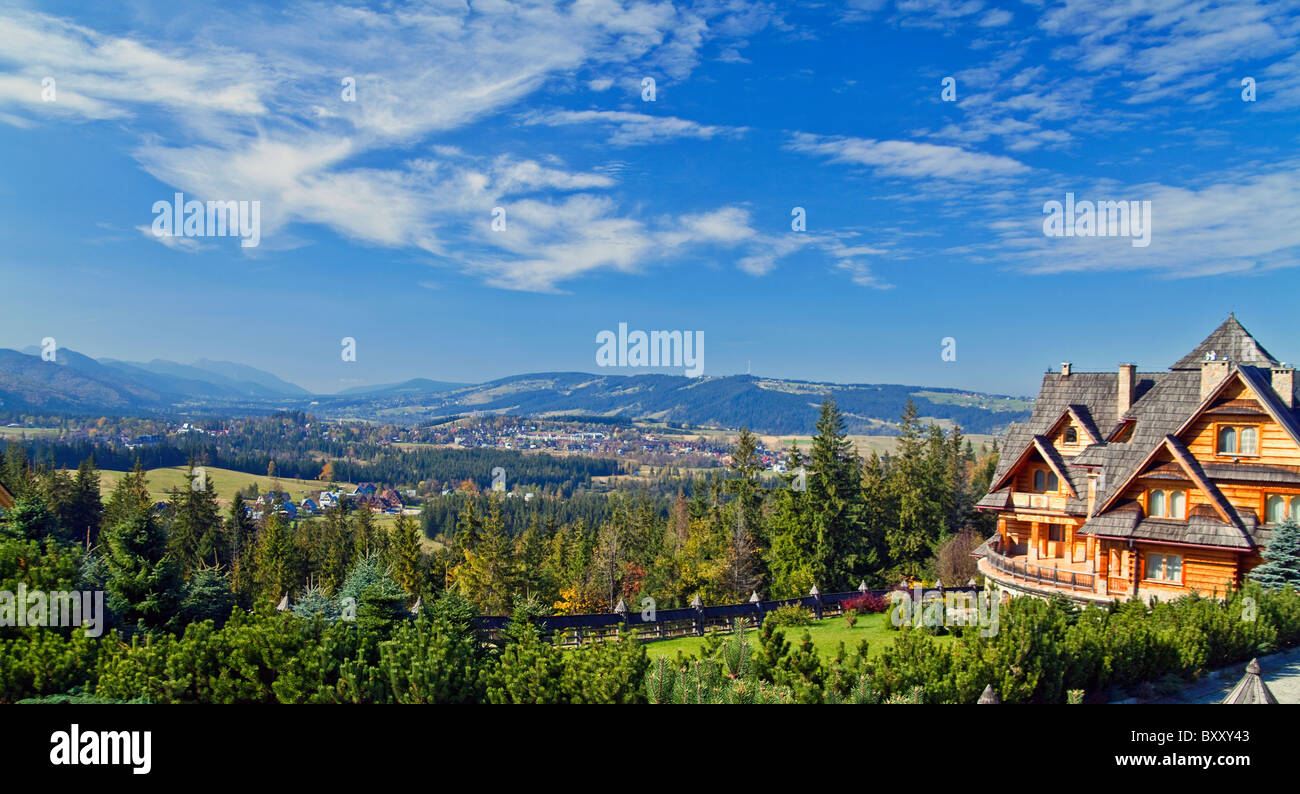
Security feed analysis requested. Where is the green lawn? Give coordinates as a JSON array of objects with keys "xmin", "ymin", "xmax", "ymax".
[
  {"xmin": 97, "ymin": 465, "xmax": 357, "ymax": 507},
  {"xmin": 644, "ymin": 611, "xmax": 954, "ymax": 661}
]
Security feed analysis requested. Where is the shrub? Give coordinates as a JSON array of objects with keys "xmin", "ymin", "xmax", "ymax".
[
  {"xmin": 766, "ymin": 604, "xmax": 812, "ymax": 627},
  {"xmin": 841, "ymin": 592, "xmax": 890, "ymax": 614},
  {"xmin": 844, "ymin": 608, "xmax": 858, "ymax": 629}
]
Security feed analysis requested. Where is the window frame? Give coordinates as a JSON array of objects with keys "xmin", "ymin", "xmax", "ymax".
[
  {"xmin": 1030, "ymin": 466, "xmax": 1060, "ymax": 493},
  {"xmin": 1145, "ymin": 488, "xmax": 1187, "ymax": 520},
  {"xmin": 1143, "ymin": 552, "xmax": 1184, "ymax": 584},
  {"xmin": 1262, "ymin": 492, "xmax": 1300, "ymax": 525},
  {"xmin": 1214, "ymin": 423, "xmax": 1260, "ymax": 458}
]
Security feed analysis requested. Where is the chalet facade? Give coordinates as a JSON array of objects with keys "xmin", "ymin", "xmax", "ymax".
[{"xmin": 974, "ymin": 316, "xmax": 1296, "ymax": 603}]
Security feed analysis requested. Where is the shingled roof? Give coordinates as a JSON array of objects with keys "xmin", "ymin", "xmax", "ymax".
[
  {"xmin": 983, "ymin": 317, "xmax": 1300, "ymax": 551},
  {"xmin": 1171, "ymin": 314, "xmax": 1281, "ymax": 371}
]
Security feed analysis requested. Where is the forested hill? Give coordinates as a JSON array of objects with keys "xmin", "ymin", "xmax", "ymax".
[
  {"xmin": 0, "ymin": 347, "xmax": 1030, "ymax": 435},
  {"xmin": 313, "ymin": 373, "xmax": 1031, "ymax": 435}
]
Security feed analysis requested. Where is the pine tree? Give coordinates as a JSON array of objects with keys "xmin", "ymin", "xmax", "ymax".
[
  {"xmin": 515, "ymin": 513, "xmax": 549, "ymax": 598},
  {"xmin": 723, "ymin": 428, "xmax": 763, "ymax": 599},
  {"xmin": 254, "ymin": 510, "xmax": 297, "ymax": 606},
  {"xmin": 389, "ymin": 512, "xmax": 425, "ymax": 603},
  {"xmin": 67, "ymin": 457, "xmax": 102, "ymax": 548},
  {"xmin": 453, "ymin": 497, "xmax": 516, "ymax": 614},
  {"xmin": 807, "ymin": 398, "xmax": 867, "ymax": 590},
  {"xmin": 168, "ymin": 463, "xmax": 225, "ymax": 577},
  {"xmin": 1, "ymin": 443, "xmax": 32, "ymax": 500},
  {"xmin": 102, "ymin": 510, "xmax": 181, "ymax": 630},
  {"xmin": 226, "ymin": 493, "xmax": 257, "ymax": 606},
  {"xmin": 1250, "ymin": 518, "xmax": 1300, "ymax": 590},
  {"xmin": 103, "ymin": 461, "xmax": 151, "ymax": 532}
]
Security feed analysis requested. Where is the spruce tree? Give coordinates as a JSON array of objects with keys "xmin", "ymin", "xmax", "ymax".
[
  {"xmin": 1251, "ymin": 518, "xmax": 1300, "ymax": 590},
  {"xmin": 103, "ymin": 461, "xmax": 151, "ymax": 532},
  {"xmin": 389, "ymin": 512, "xmax": 425, "ymax": 603},
  {"xmin": 454, "ymin": 497, "xmax": 516, "ymax": 614},
  {"xmin": 807, "ymin": 398, "xmax": 867, "ymax": 589},
  {"xmin": 102, "ymin": 510, "xmax": 181, "ymax": 630},
  {"xmin": 254, "ymin": 510, "xmax": 297, "ymax": 606},
  {"xmin": 67, "ymin": 457, "xmax": 102, "ymax": 548}
]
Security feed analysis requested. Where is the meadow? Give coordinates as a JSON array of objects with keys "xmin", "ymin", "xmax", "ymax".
[{"xmin": 643, "ymin": 611, "xmax": 956, "ymax": 662}]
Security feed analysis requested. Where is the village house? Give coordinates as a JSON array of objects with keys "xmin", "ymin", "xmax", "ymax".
[{"xmin": 974, "ymin": 316, "xmax": 1297, "ymax": 603}]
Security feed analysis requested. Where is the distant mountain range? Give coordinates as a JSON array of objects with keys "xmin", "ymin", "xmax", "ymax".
[{"xmin": 0, "ymin": 348, "xmax": 1030, "ymax": 435}]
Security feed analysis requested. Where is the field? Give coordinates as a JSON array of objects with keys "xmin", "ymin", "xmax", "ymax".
[
  {"xmin": 643, "ymin": 611, "xmax": 954, "ymax": 661},
  {"xmin": 97, "ymin": 465, "xmax": 356, "ymax": 507},
  {"xmin": 0, "ymin": 426, "xmax": 62, "ymax": 440}
]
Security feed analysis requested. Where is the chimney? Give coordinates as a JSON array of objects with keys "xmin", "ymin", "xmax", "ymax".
[
  {"xmin": 1117, "ymin": 363, "xmax": 1135, "ymax": 420},
  {"xmin": 1272, "ymin": 366, "xmax": 1294, "ymax": 409},
  {"xmin": 1061, "ymin": 362, "xmax": 1072, "ymax": 377},
  {"xmin": 1201, "ymin": 358, "xmax": 1231, "ymax": 400}
]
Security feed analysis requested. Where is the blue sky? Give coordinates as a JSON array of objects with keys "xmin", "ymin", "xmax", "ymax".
[{"xmin": 0, "ymin": 0, "xmax": 1297, "ymax": 396}]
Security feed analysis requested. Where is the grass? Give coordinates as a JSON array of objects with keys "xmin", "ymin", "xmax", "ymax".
[
  {"xmin": 97, "ymin": 465, "xmax": 356, "ymax": 507},
  {"xmin": 644, "ymin": 611, "xmax": 954, "ymax": 662},
  {"xmin": 0, "ymin": 426, "xmax": 61, "ymax": 440}
]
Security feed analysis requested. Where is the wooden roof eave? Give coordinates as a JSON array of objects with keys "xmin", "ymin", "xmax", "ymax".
[{"xmin": 987, "ymin": 436, "xmax": 1078, "ymax": 498}]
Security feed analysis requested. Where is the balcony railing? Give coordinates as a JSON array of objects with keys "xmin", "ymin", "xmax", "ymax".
[
  {"xmin": 985, "ymin": 541, "xmax": 1095, "ymax": 592},
  {"xmin": 1009, "ymin": 491, "xmax": 1068, "ymax": 511}
]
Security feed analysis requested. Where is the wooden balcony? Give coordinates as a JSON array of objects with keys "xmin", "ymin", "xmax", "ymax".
[
  {"xmin": 1009, "ymin": 491, "xmax": 1068, "ymax": 511},
  {"xmin": 981, "ymin": 539, "xmax": 1097, "ymax": 594}
]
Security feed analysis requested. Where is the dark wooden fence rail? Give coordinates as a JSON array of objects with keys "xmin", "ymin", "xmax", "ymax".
[{"xmin": 473, "ymin": 586, "xmax": 983, "ymax": 647}]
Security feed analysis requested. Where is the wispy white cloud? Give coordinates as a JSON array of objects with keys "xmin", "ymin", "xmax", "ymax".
[
  {"xmin": 521, "ymin": 109, "xmax": 745, "ymax": 146},
  {"xmin": 787, "ymin": 132, "xmax": 1030, "ymax": 180}
]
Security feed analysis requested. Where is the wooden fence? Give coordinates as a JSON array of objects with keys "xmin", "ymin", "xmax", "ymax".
[{"xmin": 472, "ymin": 586, "xmax": 983, "ymax": 647}]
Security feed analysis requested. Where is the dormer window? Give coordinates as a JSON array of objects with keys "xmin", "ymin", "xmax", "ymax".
[
  {"xmin": 1147, "ymin": 489, "xmax": 1186, "ymax": 519},
  {"xmin": 1063, "ymin": 427, "xmax": 1078, "ymax": 445},
  {"xmin": 1216, "ymin": 424, "xmax": 1258, "ymax": 456},
  {"xmin": 1033, "ymin": 469, "xmax": 1059, "ymax": 492}
]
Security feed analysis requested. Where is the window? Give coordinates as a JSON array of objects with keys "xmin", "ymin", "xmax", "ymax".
[
  {"xmin": 1217, "ymin": 424, "xmax": 1259, "ymax": 456},
  {"xmin": 1264, "ymin": 493, "xmax": 1300, "ymax": 524},
  {"xmin": 1267, "ymin": 494, "xmax": 1286, "ymax": 524},
  {"xmin": 1032, "ymin": 469, "xmax": 1059, "ymax": 492},
  {"xmin": 1241, "ymin": 427, "xmax": 1258, "ymax": 455},
  {"xmin": 1064, "ymin": 427, "xmax": 1078, "ymax": 445},
  {"xmin": 1169, "ymin": 490, "xmax": 1186, "ymax": 519},
  {"xmin": 1149, "ymin": 489, "xmax": 1166, "ymax": 517},
  {"xmin": 1217, "ymin": 426, "xmax": 1236, "ymax": 454},
  {"xmin": 1147, "ymin": 489, "xmax": 1187, "ymax": 519},
  {"xmin": 1145, "ymin": 553, "xmax": 1183, "ymax": 583}
]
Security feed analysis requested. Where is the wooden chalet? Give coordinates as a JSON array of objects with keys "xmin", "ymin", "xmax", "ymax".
[{"xmin": 974, "ymin": 315, "xmax": 1296, "ymax": 603}]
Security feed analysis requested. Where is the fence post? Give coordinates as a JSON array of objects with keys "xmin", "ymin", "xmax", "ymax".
[
  {"xmin": 614, "ymin": 598, "xmax": 628, "ymax": 639},
  {"xmin": 691, "ymin": 593, "xmax": 704, "ymax": 636},
  {"xmin": 810, "ymin": 585, "xmax": 822, "ymax": 620}
]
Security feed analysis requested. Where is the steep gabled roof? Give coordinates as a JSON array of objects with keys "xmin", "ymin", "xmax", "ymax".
[
  {"xmin": 1172, "ymin": 314, "xmax": 1281, "ymax": 371},
  {"xmin": 988, "ymin": 434, "xmax": 1079, "ymax": 497},
  {"xmin": 0, "ymin": 481, "xmax": 12, "ymax": 510}
]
